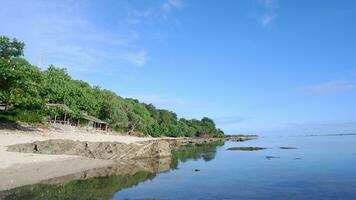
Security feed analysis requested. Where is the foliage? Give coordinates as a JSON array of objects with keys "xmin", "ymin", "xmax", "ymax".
[
  {"xmin": 0, "ymin": 36, "xmax": 24, "ymax": 59},
  {"xmin": 0, "ymin": 36, "xmax": 224, "ymax": 137},
  {"xmin": 0, "ymin": 37, "xmax": 45, "ymax": 119},
  {"xmin": 0, "ymin": 109, "xmax": 44, "ymax": 123}
]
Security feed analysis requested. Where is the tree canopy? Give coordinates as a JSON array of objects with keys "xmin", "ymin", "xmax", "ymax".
[{"xmin": 0, "ymin": 36, "xmax": 224, "ymax": 137}]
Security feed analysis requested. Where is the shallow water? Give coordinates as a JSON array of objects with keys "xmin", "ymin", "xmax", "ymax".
[{"xmin": 3, "ymin": 135, "xmax": 356, "ymax": 200}]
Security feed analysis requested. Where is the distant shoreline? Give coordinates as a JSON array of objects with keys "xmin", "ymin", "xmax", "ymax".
[{"xmin": 306, "ymin": 133, "xmax": 356, "ymax": 137}]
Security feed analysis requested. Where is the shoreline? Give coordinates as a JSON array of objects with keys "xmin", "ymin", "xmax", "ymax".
[{"xmin": 0, "ymin": 124, "xmax": 255, "ymax": 191}]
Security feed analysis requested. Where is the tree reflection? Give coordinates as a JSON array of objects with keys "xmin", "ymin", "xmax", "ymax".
[{"xmin": 1, "ymin": 141, "xmax": 224, "ymax": 200}]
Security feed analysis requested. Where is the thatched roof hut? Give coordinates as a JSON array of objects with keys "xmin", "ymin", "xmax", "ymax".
[{"xmin": 47, "ymin": 104, "xmax": 107, "ymax": 130}]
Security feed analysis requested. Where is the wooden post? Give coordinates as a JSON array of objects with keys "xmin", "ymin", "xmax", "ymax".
[{"xmin": 54, "ymin": 115, "xmax": 57, "ymax": 123}]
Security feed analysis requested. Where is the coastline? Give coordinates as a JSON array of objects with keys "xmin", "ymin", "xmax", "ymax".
[
  {"xmin": 0, "ymin": 124, "xmax": 254, "ymax": 191},
  {"xmin": 0, "ymin": 124, "xmax": 156, "ymax": 190}
]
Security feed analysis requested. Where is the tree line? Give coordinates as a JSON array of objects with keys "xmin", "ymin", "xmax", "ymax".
[{"xmin": 0, "ymin": 36, "xmax": 224, "ymax": 137}]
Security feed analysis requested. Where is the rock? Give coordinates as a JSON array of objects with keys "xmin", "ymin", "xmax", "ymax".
[
  {"xmin": 194, "ymin": 169, "xmax": 200, "ymax": 172},
  {"xmin": 227, "ymin": 147, "xmax": 267, "ymax": 151},
  {"xmin": 225, "ymin": 135, "xmax": 258, "ymax": 142},
  {"xmin": 294, "ymin": 158, "xmax": 302, "ymax": 160},
  {"xmin": 279, "ymin": 147, "xmax": 297, "ymax": 149},
  {"xmin": 7, "ymin": 139, "xmax": 171, "ymax": 160},
  {"xmin": 265, "ymin": 156, "xmax": 280, "ymax": 159},
  {"xmin": 164, "ymin": 138, "xmax": 225, "ymax": 149}
]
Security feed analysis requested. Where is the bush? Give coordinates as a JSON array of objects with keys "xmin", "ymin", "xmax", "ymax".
[{"xmin": 0, "ymin": 109, "xmax": 44, "ymax": 123}]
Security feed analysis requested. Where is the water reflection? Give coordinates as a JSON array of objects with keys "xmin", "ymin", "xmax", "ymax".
[
  {"xmin": 0, "ymin": 141, "xmax": 224, "ymax": 200},
  {"xmin": 170, "ymin": 141, "xmax": 224, "ymax": 169}
]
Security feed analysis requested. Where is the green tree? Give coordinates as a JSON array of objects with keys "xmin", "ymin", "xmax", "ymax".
[
  {"xmin": 98, "ymin": 90, "xmax": 128, "ymax": 131},
  {"xmin": 0, "ymin": 37, "xmax": 44, "ymax": 112},
  {"xmin": 0, "ymin": 35, "xmax": 224, "ymax": 137},
  {"xmin": 0, "ymin": 36, "xmax": 24, "ymax": 59}
]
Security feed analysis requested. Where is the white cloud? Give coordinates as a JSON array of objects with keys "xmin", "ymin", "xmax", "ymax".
[
  {"xmin": 300, "ymin": 81, "xmax": 356, "ymax": 95},
  {"xmin": 1, "ymin": 0, "xmax": 186, "ymax": 73},
  {"xmin": 0, "ymin": 0, "xmax": 172, "ymax": 71}
]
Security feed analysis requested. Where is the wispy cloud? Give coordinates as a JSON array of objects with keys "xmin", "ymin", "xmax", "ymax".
[
  {"xmin": 161, "ymin": 0, "xmax": 183, "ymax": 13},
  {"xmin": 261, "ymin": 15, "xmax": 275, "ymax": 27},
  {"xmin": 118, "ymin": 50, "xmax": 148, "ymax": 67},
  {"xmin": 0, "ymin": 0, "xmax": 184, "ymax": 73},
  {"xmin": 300, "ymin": 80, "xmax": 356, "ymax": 95},
  {"xmin": 259, "ymin": 0, "xmax": 278, "ymax": 28}
]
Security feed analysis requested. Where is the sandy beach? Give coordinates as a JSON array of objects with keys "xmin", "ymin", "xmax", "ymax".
[{"xmin": 0, "ymin": 124, "xmax": 156, "ymax": 190}]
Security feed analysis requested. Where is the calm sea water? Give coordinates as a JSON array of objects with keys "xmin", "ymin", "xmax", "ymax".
[{"xmin": 3, "ymin": 135, "xmax": 356, "ymax": 200}]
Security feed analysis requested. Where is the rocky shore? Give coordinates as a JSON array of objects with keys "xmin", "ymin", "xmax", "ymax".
[
  {"xmin": 0, "ymin": 124, "xmax": 256, "ymax": 191},
  {"xmin": 6, "ymin": 135, "xmax": 256, "ymax": 161},
  {"xmin": 7, "ymin": 139, "xmax": 171, "ymax": 160}
]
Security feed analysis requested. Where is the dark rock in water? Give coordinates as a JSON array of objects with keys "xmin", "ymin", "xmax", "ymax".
[
  {"xmin": 265, "ymin": 156, "xmax": 280, "ymax": 159},
  {"xmin": 294, "ymin": 158, "xmax": 302, "ymax": 160},
  {"xmin": 164, "ymin": 138, "xmax": 225, "ymax": 149},
  {"xmin": 225, "ymin": 135, "xmax": 258, "ymax": 142},
  {"xmin": 227, "ymin": 147, "xmax": 267, "ymax": 151},
  {"xmin": 279, "ymin": 147, "xmax": 297, "ymax": 149},
  {"xmin": 194, "ymin": 169, "xmax": 200, "ymax": 172}
]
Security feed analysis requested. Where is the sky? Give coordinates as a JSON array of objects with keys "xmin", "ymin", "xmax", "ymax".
[{"xmin": 1, "ymin": 0, "xmax": 356, "ymax": 135}]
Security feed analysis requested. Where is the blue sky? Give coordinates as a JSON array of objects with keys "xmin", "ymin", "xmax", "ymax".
[{"xmin": 1, "ymin": 0, "xmax": 356, "ymax": 135}]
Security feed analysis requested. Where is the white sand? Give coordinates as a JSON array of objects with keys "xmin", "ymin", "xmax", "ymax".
[
  {"xmin": 0, "ymin": 124, "xmax": 155, "ymax": 169},
  {"xmin": 0, "ymin": 124, "xmax": 159, "ymax": 190},
  {"xmin": 0, "ymin": 157, "xmax": 114, "ymax": 191}
]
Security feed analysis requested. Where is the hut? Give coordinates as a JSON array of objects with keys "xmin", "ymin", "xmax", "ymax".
[
  {"xmin": 46, "ymin": 104, "xmax": 73, "ymax": 125},
  {"xmin": 47, "ymin": 104, "xmax": 108, "ymax": 131},
  {"xmin": 0, "ymin": 103, "xmax": 13, "ymax": 111},
  {"xmin": 80, "ymin": 114, "xmax": 108, "ymax": 131}
]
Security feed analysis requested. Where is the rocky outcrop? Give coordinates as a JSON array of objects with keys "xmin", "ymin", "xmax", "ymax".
[
  {"xmin": 227, "ymin": 146, "xmax": 267, "ymax": 151},
  {"xmin": 164, "ymin": 135, "xmax": 256, "ymax": 149},
  {"xmin": 225, "ymin": 135, "xmax": 258, "ymax": 142},
  {"xmin": 7, "ymin": 139, "xmax": 171, "ymax": 160},
  {"xmin": 164, "ymin": 138, "xmax": 225, "ymax": 149},
  {"xmin": 6, "ymin": 135, "xmax": 256, "ymax": 161},
  {"xmin": 279, "ymin": 146, "xmax": 297, "ymax": 149}
]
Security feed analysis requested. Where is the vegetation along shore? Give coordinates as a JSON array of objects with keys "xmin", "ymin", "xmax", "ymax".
[
  {"xmin": 0, "ymin": 36, "xmax": 256, "ymax": 192},
  {"xmin": 0, "ymin": 36, "xmax": 224, "ymax": 138}
]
